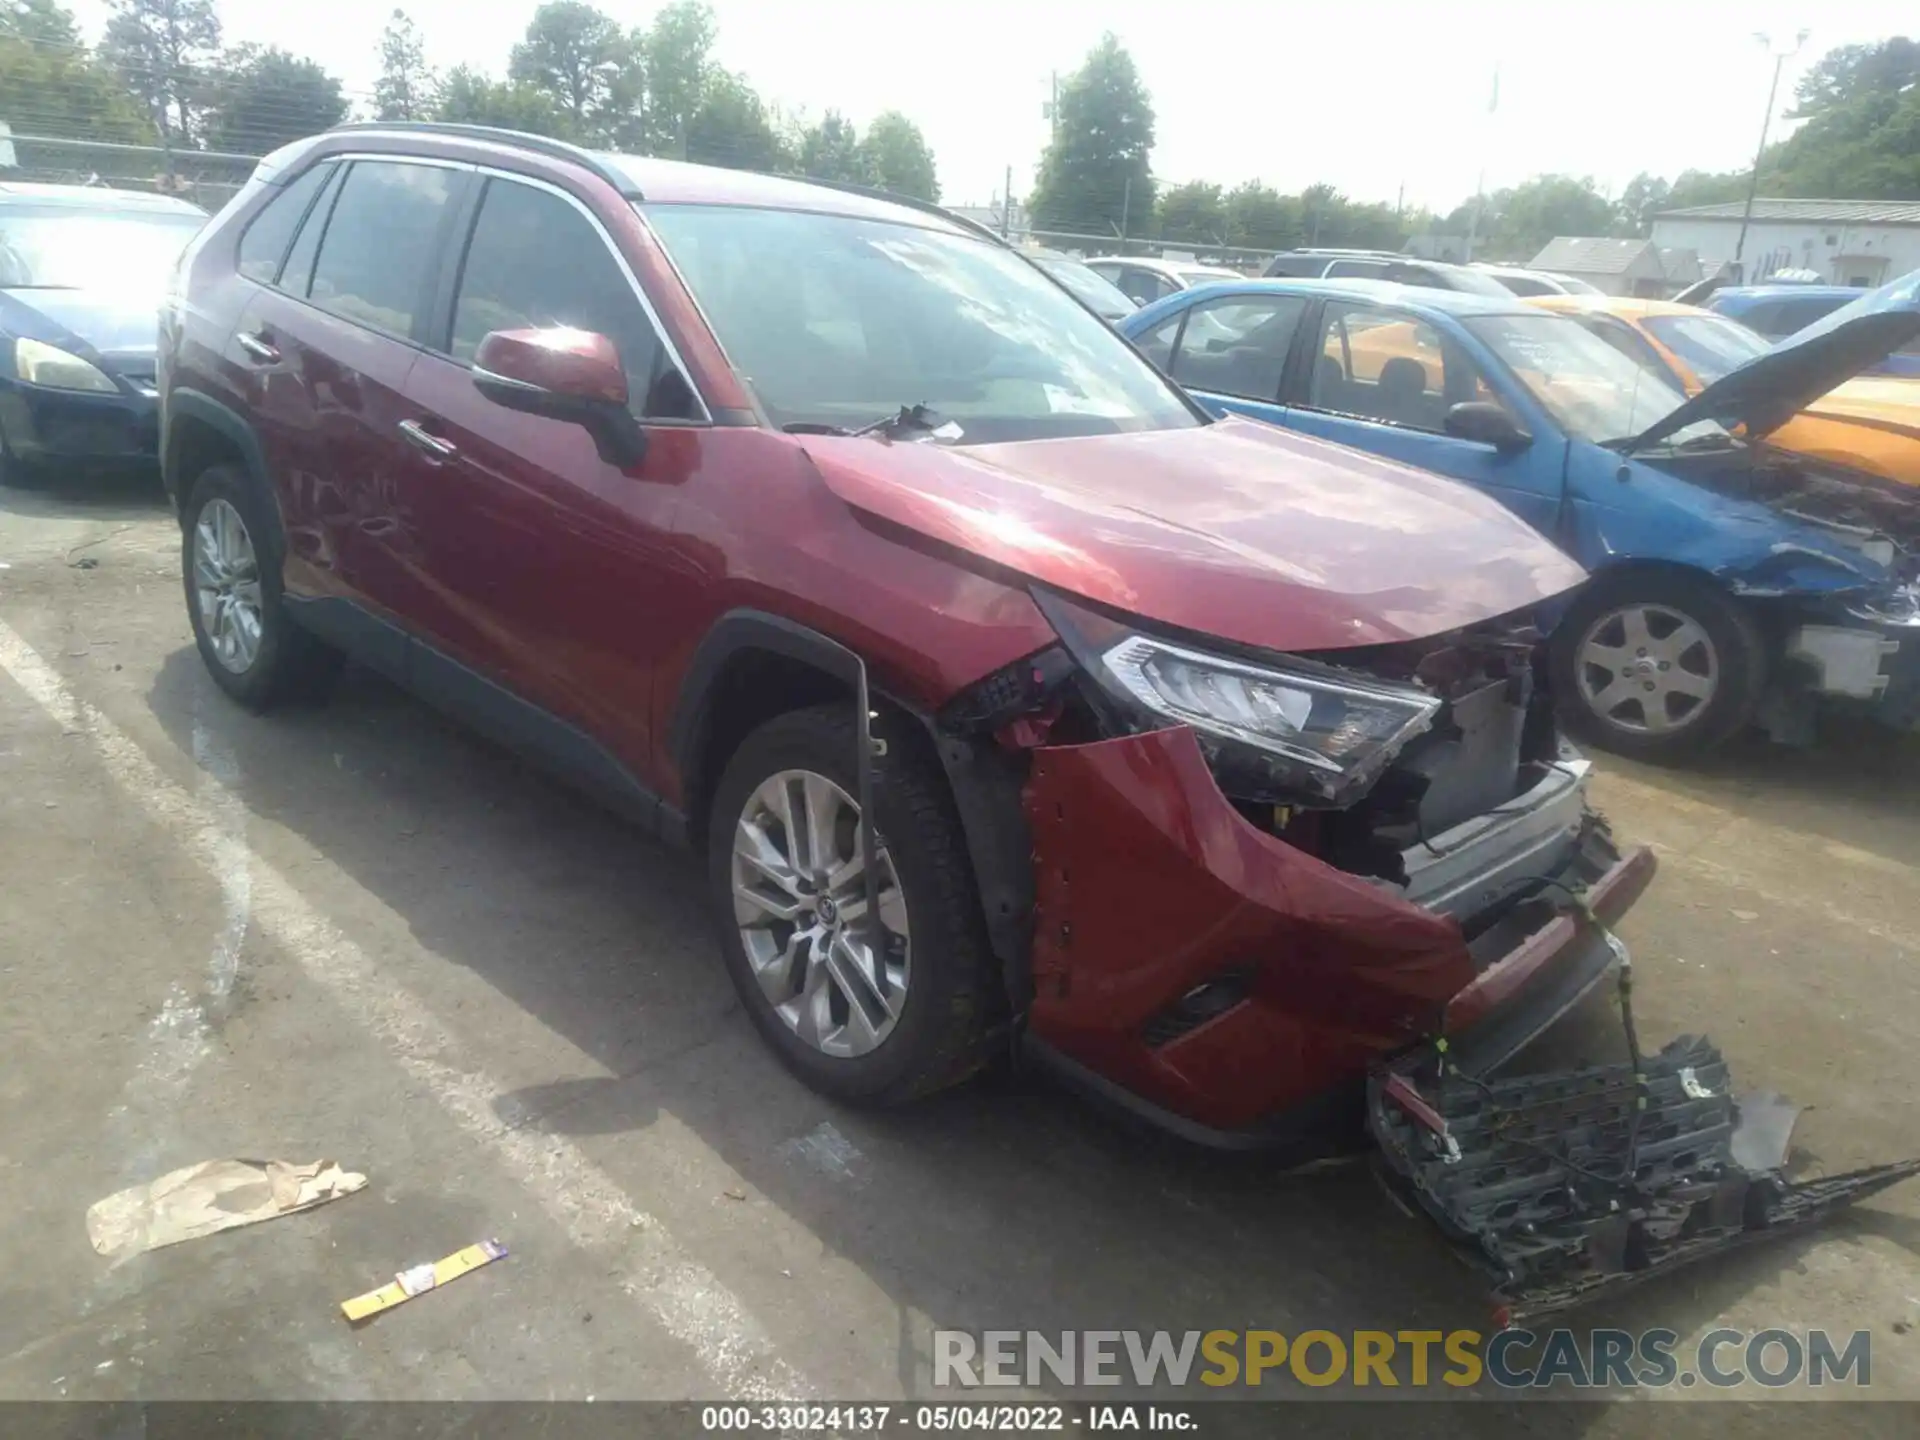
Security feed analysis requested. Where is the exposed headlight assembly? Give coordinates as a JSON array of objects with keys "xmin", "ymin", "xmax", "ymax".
[
  {"xmin": 14, "ymin": 337, "xmax": 117, "ymax": 393},
  {"xmin": 1100, "ymin": 634, "xmax": 1439, "ymax": 804}
]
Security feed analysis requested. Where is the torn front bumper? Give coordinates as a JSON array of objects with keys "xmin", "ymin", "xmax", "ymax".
[
  {"xmin": 1019, "ymin": 725, "xmax": 1654, "ymax": 1147},
  {"xmin": 1370, "ymin": 1035, "xmax": 1920, "ymax": 1323}
]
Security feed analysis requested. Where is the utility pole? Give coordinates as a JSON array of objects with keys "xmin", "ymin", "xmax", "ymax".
[
  {"xmin": 1120, "ymin": 175, "xmax": 1131, "ymax": 244},
  {"xmin": 1733, "ymin": 29, "xmax": 1809, "ymax": 282},
  {"xmin": 1001, "ymin": 164, "xmax": 1013, "ymax": 238},
  {"xmin": 1463, "ymin": 64, "xmax": 1498, "ymax": 263}
]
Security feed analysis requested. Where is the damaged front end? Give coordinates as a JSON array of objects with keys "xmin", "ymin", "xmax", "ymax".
[{"xmin": 931, "ymin": 585, "xmax": 1917, "ymax": 1315}]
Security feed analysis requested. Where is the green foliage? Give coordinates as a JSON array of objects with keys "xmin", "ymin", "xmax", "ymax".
[
  {"xmin": 859, "ymin": 112, "xmax": 937, "ymax": 201},
  {"xmin": 508, "ymin": 1, "xmax": 632, "ymax": 145},
  {"xmin": 98, "ymin": 0, "xmax": 222, "ymax": 146},
  {"xmin": 375, "ymin": 8, "xmax": 437, "ymax": 122},
  {"xmin": 686, "ymin": 68, "xmax": 790, "ymax": 171},
  {"xmin": 1763, "ymin": 36, "xmax": 1920, "ymax": 199},
  {"xmin": 434, "ymin": 64, "xmax": 572, "ymax": 137},
  {"xmin": 641, "ymin": 0, "xmax": 714, "ymax": 159},
  {"xmin": 798, "ymin": 110, "xmax": 867, "ymax": 183},
  {"xmin": 1612, "ymin": 172, "xmax": 1671, "ymax": 236},
  {"xmin": 1664, "ymin": 168, "xmax": 1748, "ymax": 211},
  {"xmin": 1156, "ymin": 181, "xmax": 1225, "ymax": 244},
  {"xmin": 1, "ymin": 1, "xmax": 148, "ymax": 145},
  {"xmin": 203, "ymin": 44, "xmax": 347, "ymax": 153},
  {"xmin": 1029, "ymin": 33, "xmax": 1155, "ymax": 236},
  {"xmin": 1221, "ymin": 182, "xmax": 1299, "ymax": 251}
]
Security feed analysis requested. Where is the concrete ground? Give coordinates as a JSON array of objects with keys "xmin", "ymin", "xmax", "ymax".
[{"xmin": 3, "ymin": 474, "xmax": 1919, "ymax": 1432}]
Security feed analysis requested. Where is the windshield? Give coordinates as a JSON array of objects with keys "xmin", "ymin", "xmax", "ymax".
[
  {"xmin": 1033, "ymin": 255, "xmax": 1137, "ymax": 316},
  {"xmin": 645, "ymin": 205, "xmax": 1198, "ymax": 443},
  {"xmin": 1464, "ymin": 312, "xmax": 1728, "ymax": 446},
  {"xmin": 1643, "ymin": 313, "xmax": 1770, "ymax": 384},
  {"xmin": 0, "ymin": 204, "xmax": 204, "ymax": 291}
]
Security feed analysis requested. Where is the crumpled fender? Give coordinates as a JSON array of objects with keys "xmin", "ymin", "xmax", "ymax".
[{"xmin": 1023, "ymin": 725, "xmax": 1476, "ymax": 1132}]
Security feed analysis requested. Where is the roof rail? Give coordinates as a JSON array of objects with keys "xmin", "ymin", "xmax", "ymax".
[
  {"xmin": 324, "ymin": 122, "xmax": 642, "ymax": 198},
  {"xmin": 794, "ymin": 176, "xmax": 1012, "ymax": 248}
]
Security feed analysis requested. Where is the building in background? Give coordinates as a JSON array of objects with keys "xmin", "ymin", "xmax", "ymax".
[
  {"xmin": 1525, "ymin": 237, "xmax": 1678, "ymax": 297},
  {"xmin": 1651, "ymin": 200, "xmax": 1920, "ymax": 287}
]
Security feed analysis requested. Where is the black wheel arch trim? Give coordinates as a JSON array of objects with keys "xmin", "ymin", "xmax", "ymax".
[
  {"xmin": 164, "ymin": 388, "xmax": 278, "ymax": 534},
  {"xmin": 671, "ymin": 607, "xmax": 1037, "ymax": 1003}
]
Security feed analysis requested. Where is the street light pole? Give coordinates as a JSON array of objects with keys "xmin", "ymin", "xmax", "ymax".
[{"xmin": 1733, "ymin": 29, "xmax": 1808, "ymax": 281}]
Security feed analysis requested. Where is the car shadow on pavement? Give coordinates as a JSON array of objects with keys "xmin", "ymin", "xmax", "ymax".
[
  {"xmin": 141, "ymin": 645, "xmax": 1908, "ymax": 1401},
  {"xmin": 0, "ymin": 466, "xmax": 170, "ymax": 521}
]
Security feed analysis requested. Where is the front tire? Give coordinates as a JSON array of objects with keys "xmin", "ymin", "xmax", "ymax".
[
  {"xmin": 182, "ymin": 463, "xmax": 340, "ymax": 709},
  {"xmin": 1551, "ymin": 570, "xmax": 1766, "ymax": 761},
  {"xmin": 706, "ymin": 704, "xmax": 996, "ymax": 1106}
]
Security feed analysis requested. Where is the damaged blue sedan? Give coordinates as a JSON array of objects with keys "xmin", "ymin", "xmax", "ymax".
[{"xmin": 1121, "ymin": 272, "xmax": 1920, "ymax": 760}]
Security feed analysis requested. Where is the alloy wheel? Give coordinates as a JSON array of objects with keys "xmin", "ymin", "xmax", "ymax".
[
  {"xmin": 1574, "ymin": 602, "xmax": 1720, "ymax": 735},
  {"xmin": 192, "ymin": 497, "xmax": 264, "ymax": 674},
  {"xmin": 730, "ymin": 768, "xmax": 910, "ymax": 1059}
]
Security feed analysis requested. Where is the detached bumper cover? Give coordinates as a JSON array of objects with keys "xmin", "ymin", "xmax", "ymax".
[{"xmin": 1370, "ymin": 1035, "xmax": 1920, "ymax": 1322}]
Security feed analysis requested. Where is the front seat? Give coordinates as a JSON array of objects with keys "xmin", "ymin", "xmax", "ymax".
[{"xmin": 1374, "ymin": 357, "xmax": 1429, "ymax": 426}]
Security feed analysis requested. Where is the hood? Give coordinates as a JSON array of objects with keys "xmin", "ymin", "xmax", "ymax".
[
  {"xmin": 801, "ymin": 415, "xmax": 1587, "ymax": 655},
  {"xmin": 0, "ymin": 286, "xmax": 163, "ymax": 358},
  {"xmin": 1629, "ymin": 268, "xmax": 1920, "ymax": 451}
]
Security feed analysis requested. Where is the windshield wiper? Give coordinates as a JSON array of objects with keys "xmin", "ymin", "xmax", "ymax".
[{"xmin": 782, "ymin": 403, "xmax": 950, "ymax": 440}]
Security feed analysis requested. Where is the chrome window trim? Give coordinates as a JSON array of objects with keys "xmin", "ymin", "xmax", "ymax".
[{"xmin": 469, "ymin": 165, "xmax": 712, "ymax": 424}]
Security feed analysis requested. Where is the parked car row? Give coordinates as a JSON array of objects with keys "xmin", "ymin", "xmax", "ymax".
[{"xmin": 1118, "ymin": 272, "xmax": 1920, "ymax": 758}]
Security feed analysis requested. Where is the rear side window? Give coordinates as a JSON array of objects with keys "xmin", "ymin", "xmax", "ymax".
[
  {"xmin": 1492, "ymin": 273, "xmax": 1553, "ymax": 297},
  {"xmin": 307, "ymin": 160, "xmax": 459, "ymax": 339},
  {"xmin": 279, "ymin": 164, "xmax": 346, "ymax": 298},
  {"xmin": 449, "ymin": 177, "xmax": 697, "ymax": 419},
  {"xmin": 1324, "ymin": 259, "xmax": 1389, "ymax": 279},
  {"xmin": 236, "ymin": 161, "xmax": 334, "ymax": 283},
  {"xmin": 1166, "ymin": 296, "xmax": 1307, "ymax": 402}
]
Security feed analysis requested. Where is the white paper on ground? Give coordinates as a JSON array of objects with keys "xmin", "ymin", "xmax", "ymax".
[{"xmin": 86, "ymin": 1158, "xmax": 368, "ymax": 1259}]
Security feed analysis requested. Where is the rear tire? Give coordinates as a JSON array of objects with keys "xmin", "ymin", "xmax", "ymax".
[
  {"xmin": 181, "ymin": 463, "xmax": 341, "ymax": 710},
  {"xmin": 706, "ymin": 704, "xmax": 996, "ymax": 1106},
  {"xmin": 1551, "ymin": 570, "xmax": 1765, "ymax": 762}
]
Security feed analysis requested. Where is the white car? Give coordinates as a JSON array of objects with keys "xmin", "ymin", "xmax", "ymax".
[
  {"xmin": 1085, "ymin": 256, "xmax": 1243, "ymax": 307},
  {"xmin": 1470, "ymin": 264, "xmax": 1603, "ymax": 297}
]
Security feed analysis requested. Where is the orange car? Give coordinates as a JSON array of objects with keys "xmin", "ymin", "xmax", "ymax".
[{"xmin": 1529, "ymin": 294, "xmax": 1920, "ymax": 486}]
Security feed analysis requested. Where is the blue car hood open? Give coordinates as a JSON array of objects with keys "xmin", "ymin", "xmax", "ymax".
[{"xmin": 1629, "ymin": 268, "xmax": 1920, "ymax": 450}]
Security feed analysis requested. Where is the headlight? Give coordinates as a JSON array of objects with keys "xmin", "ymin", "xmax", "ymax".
[
  {"xmin": 1100, "ymin": 634, "xmax": 1439, "ymax": 802},
  {"xmin": 14, "ymin": 337, "xmax": 117, "ymax": 393}
]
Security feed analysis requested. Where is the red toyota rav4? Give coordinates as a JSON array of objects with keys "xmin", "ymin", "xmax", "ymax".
[{"xmin": 159, "ymin": 124, "xmax": 1914, "ymax": 1319}]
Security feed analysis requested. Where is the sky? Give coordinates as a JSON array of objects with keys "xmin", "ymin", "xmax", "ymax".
[{"xmin": 65, "ymin": 0, "xmax": 1918, "ymax": 212}]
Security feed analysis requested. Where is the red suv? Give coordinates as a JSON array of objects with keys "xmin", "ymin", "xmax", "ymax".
[
  {"xmin": 159, "ymin": 123, "xmax": 1684, "ymax": 1232},
  {"xmin": 162, "ymin": 126, "xmax": 1920, "ymax": 1317}
]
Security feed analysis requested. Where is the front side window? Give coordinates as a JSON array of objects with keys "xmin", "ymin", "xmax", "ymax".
[
  {"xmin": 643, "ymin": 205, "xmax": 1199, "ymax": 444},
  {"xmin": 452, "ymin": 178, "xmax": 695, "ymax": 419},
  {"xmin": 0, "ymin": 203, "xmax": 204, "ymax": 291},
  {"xmin": 237, "ymin": 162, "xmax": 334, "ymax": 283},
  {"xmin": 306, "ymin": 160, "xmax": 458, "ymax": 338},
  {"xmin": 1465, "ymin": 312, "xmax": 1723, "ymax": 445},
  {"xmin": 1166, "ymin": 295, "xmax": 1307, "ymax": 402},
  {"xmin": 1641, "ymin": 313, "xmax": 1769, "ymax": 384},
  {"xmin": 1306, "ymin": 303, "xmax": 1493, "ymax": 431}
]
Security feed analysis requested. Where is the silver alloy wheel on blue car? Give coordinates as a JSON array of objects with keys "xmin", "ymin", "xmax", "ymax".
[
  {"xmin": 192, "ymin": 497, "xmax": 265, "ymax": 674},
  {"xmin": 730, "ymin": 767, "xmax": 911, "ymax": 1059},
  {"xmin": 1573, "ymin": 601, "xmax": 1721, "ymax": 736}
]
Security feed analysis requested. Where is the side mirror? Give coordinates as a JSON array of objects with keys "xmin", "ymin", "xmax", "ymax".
[
  {"xmin": 472, "ymin": 328, "xmax": 647, "ymax": 468},
  {"xmin": 1444, "ymin": 400, "xmax": 1532, "ymax": 453}
]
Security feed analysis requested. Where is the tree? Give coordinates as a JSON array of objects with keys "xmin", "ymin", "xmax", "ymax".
[
  {"xmin": 1029, "ymin": 33, "xmax": 1154, "ymax": 237},
  {"xmin": 1665, "ymin": 168, "xmax": 1749, "ymax": 211},
  {"xmin": 203, "ymin": 45, "xmax": 347, "ymax": 153},
  {"xmin": 98, "ymin": 0, "xmax": 221, "ymax": 150},
  {"xmin": 435, "ymin": 65, "xmax": 569, "ymax": 136},
  {"xmin": 1490, "ymin": 174, "xmax": 1613, "ymax": 256},
  {"xmin": 1763, "ymin": 37, "xmax": 1920, "ymax": 199},
  {"xmin": 1, "ymin": 1, "xmax": 149, "ymax": 145},
  {"xmin": 509, "ymin": 1, "xmax": 631, "ymax": 145},
  {"xmin": 798, "ymin": 109, "xmax": 867, "ymax": 183},
  {"xmin": 1613, "ymin": 172, "xmax": 1671, "ymax": 236},
  {"xmin": 640, "ymin": 0, "xmax": 714, "ymax": 159},
  {"xmin": 1156, "ymin": 181, "xmax": 1226, "ymax": 244},
  {"xmin": 1222, "ymin": 182, "xmax": 1298, "ymax": 251},
  {"xmin": 686, "ymin": 69, "xmax": 789, "ymax": 172},
  {"xmin": 374, "ymin": 8, "xmax": 437, "ymax": 122},
  {"xmin": 859, "ymin": 111, "xmax": 937, "ymax": 201}
]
